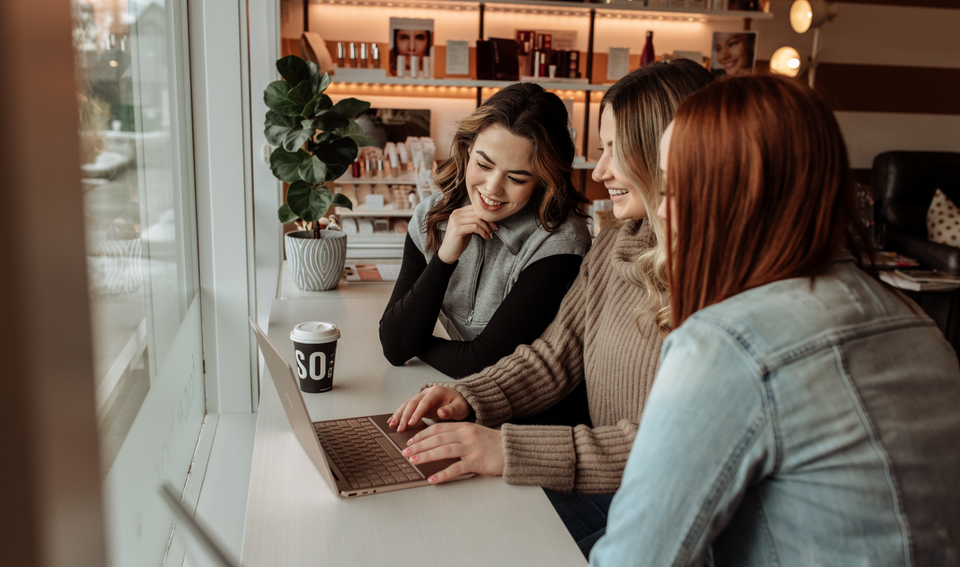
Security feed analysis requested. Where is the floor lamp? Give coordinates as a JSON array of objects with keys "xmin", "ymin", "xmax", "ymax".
[{"xmin": 789, "ymin": 0, "xmax": 838, "ymax": 88}]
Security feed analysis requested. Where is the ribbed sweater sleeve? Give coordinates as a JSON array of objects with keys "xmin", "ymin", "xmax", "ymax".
[
  {"xmin": 424, "ymin": 224, "xmax": 663, "ymax": 494},
  {"xmin": 435, "ymin": 231, "xmax": 594, "ymax": 425}
]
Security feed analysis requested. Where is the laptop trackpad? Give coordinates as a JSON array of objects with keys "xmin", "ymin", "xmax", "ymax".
[{"xmin": 368, "ymin": 414, "xmax": 464, "ymax": 477}]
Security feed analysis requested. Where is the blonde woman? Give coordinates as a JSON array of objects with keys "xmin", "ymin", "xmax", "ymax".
[{"xmin": 388, "ymin": 59, "xmax": 714, "ymax": 557}]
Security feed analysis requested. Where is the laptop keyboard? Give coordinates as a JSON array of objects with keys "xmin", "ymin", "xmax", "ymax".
[{"xmin": 315, "ymin": 418, "xmax": 423, "ymax": 490}]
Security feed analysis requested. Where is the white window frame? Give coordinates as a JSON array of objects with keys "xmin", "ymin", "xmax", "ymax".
[{"xmin": 189, "ymin": 0, "xmax": 283, "ymax": 414}]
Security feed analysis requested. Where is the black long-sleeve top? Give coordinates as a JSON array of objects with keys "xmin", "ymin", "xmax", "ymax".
[{"xmin": 379, "ymin": 234, "xmax": 583, "ymax": 379}]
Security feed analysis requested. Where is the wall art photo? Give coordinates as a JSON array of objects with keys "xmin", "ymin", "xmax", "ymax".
[
  {"xmin": 710, "ymin": 30, "xmax": 758, "ymax": 77},
  {"xmin": 389, "ymin": 17, "xmax": 434, "ymax": 78}
]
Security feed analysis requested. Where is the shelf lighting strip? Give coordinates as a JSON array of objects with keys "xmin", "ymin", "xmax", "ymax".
[
  {"xmin": 599, "ymin": 13, "xmax": 706, "ymax": 22},
  {"xmin": 317, "ymin": 0, "xmax": 480, "ymax": 10},
  {"xmin": 485, "ymin": 7, "xmax": 590, "ymax": 16},
  {"xmin": 314, "ymin": 0, "xmax": 707, "ymax": 21}
]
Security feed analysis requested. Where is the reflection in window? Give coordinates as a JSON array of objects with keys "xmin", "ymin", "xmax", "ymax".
[{"xmin": 74, "ymin": 0, "xmax": 198, "ymax": 471}]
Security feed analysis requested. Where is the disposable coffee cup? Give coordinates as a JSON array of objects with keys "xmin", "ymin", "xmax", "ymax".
[{"xmin": 290, "ymin": 322, "xmax": 341, "ymax": 393}]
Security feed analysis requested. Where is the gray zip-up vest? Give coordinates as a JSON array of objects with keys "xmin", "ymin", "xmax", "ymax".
[{"xmin": 408, "ymin": 192, "xmax": 591, "ymax": 341}]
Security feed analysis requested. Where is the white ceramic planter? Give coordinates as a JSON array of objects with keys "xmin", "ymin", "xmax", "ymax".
[
  {"xmin": 87, "ymin": 231, "xmax": 143, "ymax": 296},
  {"xmin": 285, "ymin": 230, "xmax": 347, "ymax": 291}
]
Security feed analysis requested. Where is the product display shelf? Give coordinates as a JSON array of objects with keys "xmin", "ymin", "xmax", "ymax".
[
  {"xmin": 314, "ymin": 0, "xmax": 770, "ymax": 22},
  {"xmin": 345, "ymin": 233, "xmax": 407, "ymax": 259},
  {"xmin": 305, "ymin": 0, "xmax": 771, "ymax": 256},
  {"xmin": 335, "ymin": 207, "xmax": 416, "ymax": 218},
  {"xmin": 329, "ymin": 75, "xmax": 611, "ymax": 91},
  {"xmin": 335, "ymin": 171, "xmax": 418, "ymax": 185},
  {"xmin": 590, "ymin": 2, "xmax": 773, "ymax": 22}
]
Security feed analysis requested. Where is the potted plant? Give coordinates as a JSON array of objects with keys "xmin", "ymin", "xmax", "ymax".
[{"xmin": 264, "ymin": 55, "xmax": 374, "ymax": 291}]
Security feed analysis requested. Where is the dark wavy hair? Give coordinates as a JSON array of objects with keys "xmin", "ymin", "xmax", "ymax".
[{"xmin": 424, "ymin": 82, "xmax": 588, "ymax": 253}]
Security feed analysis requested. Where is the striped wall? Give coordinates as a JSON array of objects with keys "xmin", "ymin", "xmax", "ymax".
[{"xmin": 753, "ymin": 0, "xmax": 960, "ymax": 174}]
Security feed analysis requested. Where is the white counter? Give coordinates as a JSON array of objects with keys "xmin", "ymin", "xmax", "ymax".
[{"xmin": 241, "ymin": 293, "xmax": 586, "ymax": 566}]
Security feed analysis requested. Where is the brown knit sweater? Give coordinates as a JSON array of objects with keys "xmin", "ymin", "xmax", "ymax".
[{"xmin": 429, "ymin": 220, "xmax": 664, "ymax": 494}]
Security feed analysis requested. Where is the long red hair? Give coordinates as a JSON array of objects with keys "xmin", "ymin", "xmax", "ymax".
[{"xmin": 665, "ymin": 75, "xmax": 875, "ymax": 328}]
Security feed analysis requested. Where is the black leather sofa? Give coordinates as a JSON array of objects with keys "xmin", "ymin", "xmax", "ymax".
[{"xmin": 875, "ymin": 150, "xmax": 960, "ymax": 355}]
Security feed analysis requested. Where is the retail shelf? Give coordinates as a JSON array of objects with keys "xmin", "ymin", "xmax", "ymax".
[
  {"xmin": 327, "ymin": 76, "xmax": 611, "ymax": 91},
  {"xmin": 345, "ymin": 233, "xmax": 407, "ymax": 259},
  {"xmin": 594, "ymin": 3, "xmax": 773, "ymax": 22},
  {"xmin": 334, "ymin": 171, "xmax": 418, "ymax": 185},
  {"xmin": 336, "ymin": 207, "xmax": 415, "ymax": 217},
  {"xmin": 313, "ymin": 0, "xmax": 772, "ymax": 23}
]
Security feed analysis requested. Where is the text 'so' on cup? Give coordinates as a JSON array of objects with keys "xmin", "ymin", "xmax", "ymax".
[{"xmin": 290, "ymin": 322, "xmax": 341, "ymax": 393}]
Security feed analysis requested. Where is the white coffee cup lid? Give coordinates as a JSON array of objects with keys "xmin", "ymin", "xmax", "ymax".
[{"xmin": 290, "ymin": 321, "xmax": 340, "ymax": 344}]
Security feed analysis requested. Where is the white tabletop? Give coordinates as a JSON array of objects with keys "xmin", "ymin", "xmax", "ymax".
[{"xmin": 241, "ymin": 295, "xmax": 586, "ymax": 567}]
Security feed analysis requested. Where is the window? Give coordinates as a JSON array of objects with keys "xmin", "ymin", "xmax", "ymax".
[{"xmin": 74, "ymin": 0, "xmax": 205, "ymax": 563}]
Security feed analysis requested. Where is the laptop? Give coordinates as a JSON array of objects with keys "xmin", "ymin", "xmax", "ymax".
[{"xmin": 248, "ymin": 317, "xmax": 473, "ymax": 498}]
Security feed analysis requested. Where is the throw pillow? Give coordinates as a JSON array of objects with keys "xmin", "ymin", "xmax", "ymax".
[{"xmin": 927, "ymin": 189, "xmax": 960, "ymax": 248}]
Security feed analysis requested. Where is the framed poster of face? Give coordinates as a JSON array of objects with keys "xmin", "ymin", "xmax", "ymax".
[
  {"xmin": 389, "ymin": 18, "xmax": 434, "ymax": 77},
  {"xmin": 710, "ymin": 31, "xmax": 758, "ymax": 77}
]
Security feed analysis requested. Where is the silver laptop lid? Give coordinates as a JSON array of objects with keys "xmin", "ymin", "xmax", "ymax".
[
  {"xmin": 159, "ymin": 483, "xmax": 239, "ymax": 567},
  {"xmin": 248, "ymin": 317, "xmax": 342, "ymax": 493}
]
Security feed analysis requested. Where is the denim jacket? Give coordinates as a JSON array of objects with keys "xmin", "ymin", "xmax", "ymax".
[{"xmin": 591, "ymin": 257, "xmax": 960, "ymax": 567}]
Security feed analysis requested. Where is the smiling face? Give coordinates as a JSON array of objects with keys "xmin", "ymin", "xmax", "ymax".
[
  {"xmin": 592, "ymin": 106, "xmax": 647, "ymax": 220},
  {"xmin": 465, "ymin": 125, "xmax": 539, "ymax": 223},
  {"xmin": 714, "ymin": 33, "xmax": 753, "ymax": 76},
  {"xmin": 656, "ymin": 121, "xmax": 677, "ymax": 226}
]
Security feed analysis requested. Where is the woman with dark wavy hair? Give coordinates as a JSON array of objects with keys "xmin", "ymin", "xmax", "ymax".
[
  {"xmin": 592, "ymin": 75, "xmax": 960, "ymax": 566},
  {"xmin": 380, "ymin": 82, "xmax": 591, "ymax": 381}
]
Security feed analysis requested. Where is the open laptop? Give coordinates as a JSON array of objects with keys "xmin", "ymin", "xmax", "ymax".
[{"xmin": 249, "ymin": 317, "xmax": 473, "ymax": 498}]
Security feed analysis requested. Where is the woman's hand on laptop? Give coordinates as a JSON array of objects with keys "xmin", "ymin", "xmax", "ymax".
[
  {"xmin": 388, "ymin": 385, "xmax": 471, "ymax": 433},
  {"xmin": 401, "ymin": 423, "xmax": 504, "ymax": 484}
]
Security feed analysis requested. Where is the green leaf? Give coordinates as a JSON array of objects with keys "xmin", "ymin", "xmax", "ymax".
[
  {"xmin": 286, "ymin": 181, "xmax": 315, "ymax": 221},
  {"xmin": 281, "ymin": 126, "xmax": 312, "ymax": 152},
  {"xmin": 264, "ymin": 80, "xmax": 301, "ymax": 116},
  {"xmin": 279, "ymin": 81, "xmax": 309, "ymax": 116},
  {"xmin": 314, "ymin": 137, "xmax": 359, "ymax": 165},
  {"xmin": 331, "ymin": 97, "xmax": 371, "ymax": 120},
  {"xmin": 325, "ymin": 162, "xmax": 351, "ymax": 180},
  {"xmin": 305, "ymin": 111, "xmax": 350, "ymax": 132},
  {"xmin": 264, "ymin": 111, "xmax": 296, "ymax": 146},
  {"xmin": 298, "ymin": 155, "xmax": 328, "ymax": 185},
  {"xmin": 330, "ymin": 192, "xmax": 354, "ymax": 210},
  {"xmin": 348, "ymin": 133, "xmax": 376, "ymax": 148},
  {"xmin": 278, "ymin": 203, "xmax": 299, "ymax": 223},
  {"xmin": 287, "ymin": 181, "xmax": 333, "ymax": 222},
  {"xmin": 276, "ymin": 56, "xmax": 312, "ymax": 88},
  {"xmin": 302, "ymin": 91, "xmax": 332, "ymax": 117},
  {"xmin": 308, "ymin": 188, "xmax": 334, "ymax": 220},
  {"xmin": 317, "ymin": 72, "xmax": 331, "ymax": 94},
  {"xmin": 269, "ymin": 147, "xmax": 309, "ymax": 183},
  {"xmin": 334, "ymin": 121, "xmax": 376, "ymax": 148},
  {"xmin": 307, "ymin": 61, "xmax": 321, "ymax": 93}
]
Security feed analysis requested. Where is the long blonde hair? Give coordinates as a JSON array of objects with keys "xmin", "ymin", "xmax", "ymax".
[{"xmin": 602, "ymin": 59, "xmax": 714, "ymax": 337}]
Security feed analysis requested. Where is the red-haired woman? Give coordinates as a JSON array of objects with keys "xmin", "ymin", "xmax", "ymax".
[{"xmin": 592, "ymin": 75, "xmax": 960, "ymax": 566}]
